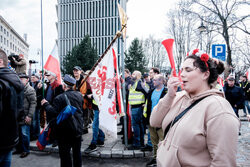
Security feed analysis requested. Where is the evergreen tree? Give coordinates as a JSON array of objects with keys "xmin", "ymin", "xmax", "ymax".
[
  {"xmin": 125, "ymin": 38, "xmax": 147, "ymax": 73},
  {"xmin": 62, "ymin": 35, "xmax": 98, "ymax": 74}
]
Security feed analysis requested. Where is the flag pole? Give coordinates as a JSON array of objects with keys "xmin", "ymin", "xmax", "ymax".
[
  {"xmin": 40, "ymin": 0, "xmax": 44, "ymax": 97},
  {"xmin": 120, "ymin": 32, "xmax": 128, "ymax": 147},
  {"xmin": 82, "ymin": 25, "xmax": 126, "ymax": 83}
]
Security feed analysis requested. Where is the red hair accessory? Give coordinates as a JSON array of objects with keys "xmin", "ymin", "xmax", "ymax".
[
  {"xmin": 200, "ymin": 53, "xmax": 209, "ymax": 68},
  {"xmin": 192, "ymin": 49, "xmax": 199, "ymax": 55},
  {"xmin": 190, "ymin": 49, "xmax": 210, "ymax": 71}
]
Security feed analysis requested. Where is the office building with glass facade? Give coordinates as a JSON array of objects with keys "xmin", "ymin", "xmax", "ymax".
[{"xmin": 57, "ymin": 0, "xmax": 126, "ymax": 63}]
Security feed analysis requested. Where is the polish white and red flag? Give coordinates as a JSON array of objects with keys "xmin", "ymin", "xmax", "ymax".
[
  {"xmin": 44, "ymin": 44, "xmax": 62, "ymax": 84},
  {"xmin": 246, "ymin": 68, "xmax": 250, "ymax": 81},
  {"xmin": 88, "ymin": 45, "xmax": 124, "ymax": 138},
  {"xmin": 217, "ymin": 75, "xmax": 224, "ymax": 87}
]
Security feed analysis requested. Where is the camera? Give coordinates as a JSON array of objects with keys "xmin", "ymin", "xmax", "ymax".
[
  {"xmin": 8, "ymin": 54, "xmax": 19, "ymax": 61},
  {"xmin": 8, "ymin": 54, "xmax": 20, "ymax": 69},
  {"xmin": 29, "ymin": 60, "xmax": 38, "ymax": 64}
]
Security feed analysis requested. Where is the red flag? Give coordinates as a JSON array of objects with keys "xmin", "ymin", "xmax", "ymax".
[
  {"xmin": 44, "ymin": 44, "xmax": 62, "ymax": 84},
  {"xmin": 246, "ymin": 69, "xmax": 250, "ymax": 80},
  {"xmin": 127, "ymin": 103, "xmax": 132, "ymax": 140},
  {"xmin": 217, "ymin": 76, "xmax": 224, "ymax": 87},
  {"xmin": 161, "ymin": 39, "xmax": 176, "ymax": 77},
  {"xmin": 112, "ymin": 48, "xmax": 124, "ymax": 115}
]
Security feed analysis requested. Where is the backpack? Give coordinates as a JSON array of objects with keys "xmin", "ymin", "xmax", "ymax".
[{"xmin": 54, "ymin": 94, "xmax": 83, "ymax": 138}]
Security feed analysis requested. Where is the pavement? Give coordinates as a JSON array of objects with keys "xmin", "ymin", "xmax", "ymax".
[
  {"xmin": 30, "ymin": 122, "xmax": 153, "ymax": 159},
  {"xmin": 28, "ymin": 110, "xmax": 250, "ymax": 166}
]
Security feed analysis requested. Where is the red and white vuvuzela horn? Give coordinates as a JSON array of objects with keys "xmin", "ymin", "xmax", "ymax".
[{"xmin": 161, "ymin": 39, "xmax": 176, "ymax": 77}]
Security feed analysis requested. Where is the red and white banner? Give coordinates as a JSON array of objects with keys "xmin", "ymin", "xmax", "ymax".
[
  {"xmin": 217, "ymin": 75, "xmax": 224, "ymax": 87},
  {"xmin": 88, "ymin": 45, "xmax": 123, "ymax": 138},
  {"xmin": 44, "ymin": 44, "xmax": 62, "ymax": 84},
  {"xmin": 112, "ymin": 47, "xmax": 124, "ymax": 116}
]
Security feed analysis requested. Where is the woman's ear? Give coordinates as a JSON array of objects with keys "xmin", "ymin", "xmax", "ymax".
[{"xmin": 203, "ymin": 70, "xmax": 210, "ymax": 81}]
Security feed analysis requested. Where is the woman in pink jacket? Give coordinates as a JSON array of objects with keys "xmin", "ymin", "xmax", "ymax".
[{"xmin": 150, "ymin": 49, "xmax": 240, "ymax": 167}]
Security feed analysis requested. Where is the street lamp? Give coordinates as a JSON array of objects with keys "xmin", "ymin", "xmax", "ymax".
[{"xmin": 198, "ymin": 21, "xmax": 206, "ymax": 50}]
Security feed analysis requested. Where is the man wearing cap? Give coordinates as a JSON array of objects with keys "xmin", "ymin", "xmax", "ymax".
[
  {"xmin": 224, "ymin": 75, "xmax": 245, "ymax": 118},
  {"xmin": 73, "ymin": 66, "xmax": 92, "ymax": 134},
  {"xmin": 41, "ymin": 74, "xmax": 84, "ymax": 167},
  {"xmin": 43, "ymin": 71, "xmax": 64, "ymax": 123},
  {"xmin": 14, "ymin": 73, "xmax": 36, "ymax": 158}
]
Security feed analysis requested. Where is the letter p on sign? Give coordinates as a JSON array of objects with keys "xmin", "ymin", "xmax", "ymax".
[{"xmin": 212, "ymin": 44, "xmax": 226, "ymax": 61}]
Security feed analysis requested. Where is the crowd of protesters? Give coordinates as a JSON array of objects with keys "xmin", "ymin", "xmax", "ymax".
[{"xmin": 0, "ymin": 48, "xmax": 250, "ymax": 167}]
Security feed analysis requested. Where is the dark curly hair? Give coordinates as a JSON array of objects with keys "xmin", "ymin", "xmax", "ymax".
[{"xmin": 185, "ymin": 55, "xmax": 225, "ymax": 84}]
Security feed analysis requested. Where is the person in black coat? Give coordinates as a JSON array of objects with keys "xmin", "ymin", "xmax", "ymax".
[
  {"xmin": 239, "ymin": 75, "xmax": 250, "ymax": 116},
  {"xmin": 224, "ymin": 75, "xmax": 245, "ymax": 117},
  {"xmin": 0, "ymin": 49, "xmax": 24, "ymax": 166},
  {"xmin": 30, "ymin": 74, "xmax": 43, "ymax": 140},
  {"xmin": 41, "ymin": 71, "xmax": 64, "ymax": 127},
  {"xmin": 41, "ymin": 75, "xmax": 84, "ymax": 167}
]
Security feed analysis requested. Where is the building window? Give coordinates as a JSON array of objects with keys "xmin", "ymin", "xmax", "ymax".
[{"xmin": 81, "ymin": 3, "xmax": 84, "ymax": 19}]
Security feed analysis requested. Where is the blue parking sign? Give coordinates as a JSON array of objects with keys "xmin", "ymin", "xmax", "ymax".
[{"xmin": 212, "ymin": 44, "xmax": 226, "ymax": 61}]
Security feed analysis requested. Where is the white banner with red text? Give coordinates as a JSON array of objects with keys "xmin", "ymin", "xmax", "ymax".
[{"xmin": 88, "ymin": 45, "xmax": 124, "ymax": 138}]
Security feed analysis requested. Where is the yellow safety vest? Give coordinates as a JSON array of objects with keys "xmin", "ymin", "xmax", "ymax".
[
  {"xmin": 143, "ymin": 99, "xmax": 148, "ymax": 118},
  {"xmin": 92, "ymin": 99, "xmax": 98, "ymax": 106},
  {"xmin": 128, "ymin": 80, "xmax": 147, "ymax": 105}
]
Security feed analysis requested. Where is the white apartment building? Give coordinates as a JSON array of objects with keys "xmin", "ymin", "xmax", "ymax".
[
  {"xmin": 57, "ymin": 0, "xmax": 127, "ymax": 63},
  {"xmin": 0, "ymin": 15, "xmax": 29, "ymax": 58}
]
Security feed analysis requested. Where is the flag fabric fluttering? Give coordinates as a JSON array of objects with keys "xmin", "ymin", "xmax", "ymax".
[
  {"xmin": 217, "ymin": 76, "xmax": 224, "ymax": 87},
  {"xmin": 112, "ymin": 46, "xmax": 125, "ymax": 116},
  {"xmin": 246, "ymin": 69, "xmax": 250, "ymax": 80},
  {"xmin": 88, "ymin": 45, "xmax": 119, "ymax": 138},
  {"xmin": 44, "ymin": 44, "xmax": 62, "ymax": 84},
  {"xmin": 117, "ymin": 2, "xmax": 127, "ymax": 40},
  {"xmin": 161, "ymin": 39, "xmax": 176, "ymax": 77}
]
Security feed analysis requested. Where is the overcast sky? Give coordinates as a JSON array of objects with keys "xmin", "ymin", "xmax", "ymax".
[{"xmin": 0, "ymin": 0, "xmax": 177, "ymax": 65}]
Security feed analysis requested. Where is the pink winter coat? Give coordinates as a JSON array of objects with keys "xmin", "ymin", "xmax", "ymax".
[{"xmin": 150, "ymin": 89, "xmax": 240, "ymax": 167}]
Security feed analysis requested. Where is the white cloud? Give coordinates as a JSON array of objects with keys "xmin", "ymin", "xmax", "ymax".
[
  {"xmin": 0, "ymin": 0, "xmax": 57, "ymax": 67},
  {"xmin": 127, "ymin": 0, "xmax": 177, "ymax": 45},
  {"xmin": 1, "ymin": 0, "xmax": 174, "ymax": 65}
]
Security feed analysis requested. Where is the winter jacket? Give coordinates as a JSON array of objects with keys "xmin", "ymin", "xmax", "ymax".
[
  {"xmin": 150, "ymin": 89, "xmax": 240, "ymax": 167},
  {"xmin": 45, "ymin": 81, "xmax": 64, "ymax": 103},
  {"xmin": 30, "ymin": 81, "xmax": 43, "ymax": 109},
  {"xmin": 239, "ymin": 81, "xmax": 250, "ymax": 101},
  {"xmin": 19, "ymin": 83, "xmax": 36, "ymax": 125},
  {"xmin": 13, "ymin": 58, "xmax": 26, "ymax": 74},
  {"xmin": 224, "ymin": 83, "xmax": 245, "ymax": 109},
  {"xmin": 73, "ymin": 75, "xmax": 92, "ymax": 110},
  {"xmin": 43, "ymin": 89, "xmax": 84, "ymax": 140},
  {"xmin": 0, "ymin": 67, "xmax": 24, "ymax": 152}
]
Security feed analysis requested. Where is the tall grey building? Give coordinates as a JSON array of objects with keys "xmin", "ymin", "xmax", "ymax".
[{"xmin": 56, "ymin": 0, "xmax": 126, "ymax": 64}]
